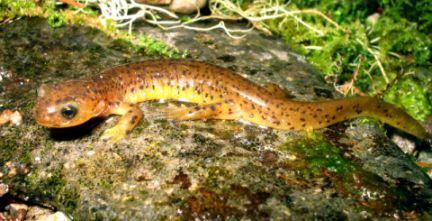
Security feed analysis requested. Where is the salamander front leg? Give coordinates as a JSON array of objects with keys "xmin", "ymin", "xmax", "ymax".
[{"xmin": 101, "ymin": 103, "xmax": 143, "ymax": 143}]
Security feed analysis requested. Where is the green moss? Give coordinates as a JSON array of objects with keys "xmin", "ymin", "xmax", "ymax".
[
  {"xmin": 0, "ymin": 129, "xmax": 34, "ymax": 166},
  {"xmin": 384, "ymin": 75, "xmax": 432, "ymax": 122},
  {"xmin": 0, "ymin": 0, "xmax": 37, "ymax": 20},
  {"xmin": 23, "ymin": 167, "xmax": 80, "ymax": 215},
  {"xmin": 278, "ymin": 134, "xmax": 355, "ymax": 177},
  {"xmin": 135, "ymin": 36, "xmax": 189, "ymax": 58},
  {"xmin": 261, "ymin": 0, "xmax": 432, "ymax": 121},
  {"xmin": 47, "ymin": 11, "xmax": 66, "ymax": 28}
]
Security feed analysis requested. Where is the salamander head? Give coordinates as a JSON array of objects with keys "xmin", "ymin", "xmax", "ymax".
[{"xmin": 33, "ymin": 82, "xmax": 106, "ymax": 128}]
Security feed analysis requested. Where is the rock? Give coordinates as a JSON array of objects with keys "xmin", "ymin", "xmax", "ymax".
[
  {"xmin": 8, "ymin": 203, "xmax": 28, "ymax": 221},
  {"xmin": 0, "ymin": 109, "xmax": 22, "ymax": 126},
  {"xmin": 26, "ymin": 206, "xmax": 54, "ymax": 220},
  {"xmin": 38, "ymin": 212, "xmax": 71, "ymax": 221},
  {"xmin": 0, "ymin": 17, "xmax": 431, "ymax": 220},
  {"xmin": 0, "ymin": 183, "xmax": 8, "ymax": 197},
  {"xmin": 169, "ymin": 0, "xmax": 207, "ymax": 14}
]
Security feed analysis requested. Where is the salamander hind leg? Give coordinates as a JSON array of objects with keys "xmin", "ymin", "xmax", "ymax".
[
  {"xmin": 101, "ymin": 103, "xmax": 143, "ymax": 143},
  {"xmin": 164, "ymin": 101, "xmax": 240, "ymax": 121}
]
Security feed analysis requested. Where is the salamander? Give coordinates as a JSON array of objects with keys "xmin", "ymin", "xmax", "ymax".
[{"xmin": 33, "ymin": 60, "xmax": 429, "ymax": 143}]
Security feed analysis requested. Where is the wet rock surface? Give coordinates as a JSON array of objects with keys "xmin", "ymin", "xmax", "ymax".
[{"xmin": 0, "ymin": 18, "xmax": 431, "ymax": 220}]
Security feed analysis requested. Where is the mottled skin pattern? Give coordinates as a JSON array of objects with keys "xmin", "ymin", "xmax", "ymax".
[{"xmin": 34, "ymin": 60, "xmax": 428, "ymax": 143}]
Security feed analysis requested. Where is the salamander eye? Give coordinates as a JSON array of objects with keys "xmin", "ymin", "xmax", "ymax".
[{"xmin": 61, "ymin": 104, "xmax": 78, "ymax": 119}]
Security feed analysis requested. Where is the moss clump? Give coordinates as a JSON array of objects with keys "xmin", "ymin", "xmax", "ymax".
[
  {"xmin": 0, "ymin": 129, "xmax": 34, "ymax": 166},
  {"xmin": 23, "ymin": 168, "xmax": 80, "ymax": 215},
  {"xmin": 47, "ymin": 11, "xmax": 66, "ymax": 28},
  {"xmin": 384, "ymin": 74, "xmax": 432, "ymax": 122},
  {"xmin": 1, "ymin": 0, "xmax": 188, "ymax": 59},
  {"xmin": 278, "ymin": 134, "xmax": 355, "ymax": 177},
  {"xmin": 135, "ymin": 36, "xmax": 189, "ymax": 59},
  {"xmin": 0, "ymin": 0, "xmax": 38, "ymax": 20},
  {"xmin": 259, "ymin": 0, "xmax": 432, "ymax": 121}
]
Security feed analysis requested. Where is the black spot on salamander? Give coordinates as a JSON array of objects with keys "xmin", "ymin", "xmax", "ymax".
[
  {"xmin": 210, "ymin": 105, "xmax": 216, "ymax": 111},
  {"xmin": 301, "ymin": 110, "xmax": 306, "ymax": 114},
  {"xmin": 130, "ymin": 115, "xmax": 138, "ymax": 124},
  {"xmin": 301, "ymin": 123, "xmax": 306, "ymax": 128},
  {"xmin": 332, "ymin": 116, "xmax": 336, "ymax": 120},
  {"xmin": 383, "ymin": 109, "xmax": 389, "ymax": 113},
  {"xmin": 324, "ymin": 114, "xmax": 330, "ymax": 118},
  {"xmin": 128, "ymin": 110, "xmax": 132, "ymax": 113},
  {"xmin": 152, "ymin": 85, "xmax": 155, "ymax": 90},
  {"xmin": 290, "ymin": 126, "xmax": 295, "ymax": 130},
  {"xmin": 313, "ymin": 114, "xmax": 318, "ymax": 118},
  {"xmin": 317, "ymin": 108, "xmax": 323, "ymax": 112},
  {"xmin": 139, "ymin": 85, "xmax": 144, "ymax": 90},
  {"xmin": 194, "ymin": 106, "xmax": 200, "ymax": 111},
  {"xmin": 126, "ymin": 129, "xmax": 131, "ymax": 134},
  {"xmin": 355, "ymin": 109, "xmax": 363, "ymax": 114},
  {"xmin": 130, "ymin": 87, "xmax": 135, "ymax": 93},
  {"xmin": 275, "ymin": 121, "xmax": 281, "ymax": 125},
  {"xmin": 205, "ymin": 93, "xmax": 209, "ymax": 98},
  {"xmin": 300, "ymin": 118, "xmax": 306, "ymax": 122},
  {"xmin": 336, "ymin": 105, "xmax": 343, "ymax": 112},
  {"xmin": 210, "ymin": 95, "xmax": 214, "ymax": 100}
]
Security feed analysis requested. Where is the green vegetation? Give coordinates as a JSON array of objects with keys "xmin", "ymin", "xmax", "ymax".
[
  {"xmin": 262, "ymin": 0, "xmax": 432, "ymax": 121},
  {"xmin": 0, "ymin": 0, "xmax": 38, "ymax": 20},
  {"xmin": 278, "ymin": 134, "xmax": 355, "ymax": 177},
  {"xmin": 135, "ymin": 36, "xmax": 189, "ymax": 58},
  {"xmin": 47, "ymin": 11, "xmax": 66, "ymax": 28},
  {"xmin": 223, "ymin": 0, "xmax": 431, "ymax": 121},
  {"xmin": 0, "ymin": 0, "xmax": 188, "ymax": 59},
  {"xmin": 24, "ymin": 168, "xmax": 80, "ymax": 215}
]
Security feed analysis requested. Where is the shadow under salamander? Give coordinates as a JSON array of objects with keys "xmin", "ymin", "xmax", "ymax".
[{"xmin": 48, "ymin": 117, "xmax": 105, "ymax": 141}]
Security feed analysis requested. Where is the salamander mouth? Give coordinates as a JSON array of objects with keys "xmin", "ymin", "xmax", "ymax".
[{"xmin": 34, "ymin": 118, "xmax": 73, "ymax": 128}]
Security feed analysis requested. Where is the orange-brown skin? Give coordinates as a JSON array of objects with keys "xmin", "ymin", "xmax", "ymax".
[{"xmin": 34, "ymin": 60, "xmax": 428, "ymax": 143}]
